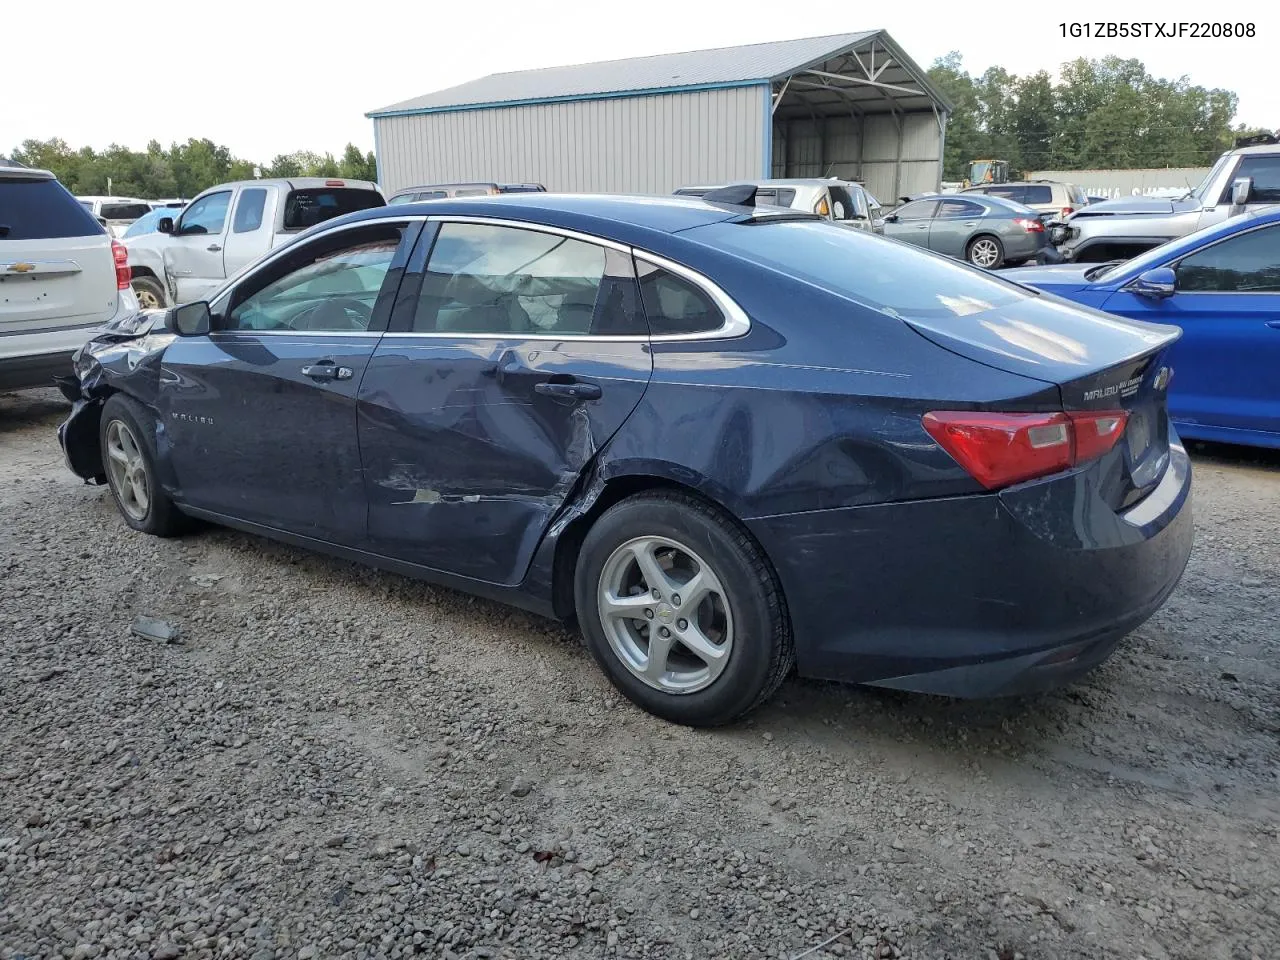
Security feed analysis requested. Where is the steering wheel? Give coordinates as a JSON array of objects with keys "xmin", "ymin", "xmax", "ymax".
[{"xmin": 285, "ymin": 297, "xmax": 373, "ymax": 331}]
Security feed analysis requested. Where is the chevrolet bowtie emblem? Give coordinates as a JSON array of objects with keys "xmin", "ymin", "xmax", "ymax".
[
  {"xmin": 1152, "ymin": 366, "xmax": 1171, "ymax": 391},
  {"xmin": 7, "ymin": 262, "xmax": 36, "ymax": 274}
]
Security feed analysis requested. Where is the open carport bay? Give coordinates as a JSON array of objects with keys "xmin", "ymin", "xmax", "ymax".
[{"xmin": 2, "ymin": 389, "xmax": 1277, "ymax": 960}]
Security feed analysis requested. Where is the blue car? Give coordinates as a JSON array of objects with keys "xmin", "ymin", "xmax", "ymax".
[
  {"xmin": 121, "ymin": 206, "xmax": 187, "ymax": 239},
  {"xmin": 1007, "ymin": 206, "xmax": 1280, "ymax": 448},
  {"xmin": 55, "ymin": 189, "xmax": 1193, "ymax": 726}
]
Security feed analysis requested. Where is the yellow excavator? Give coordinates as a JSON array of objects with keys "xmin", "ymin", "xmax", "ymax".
[{"xmin": 963, "ymin": 160, "xmax": 1009, "ymax": 189}]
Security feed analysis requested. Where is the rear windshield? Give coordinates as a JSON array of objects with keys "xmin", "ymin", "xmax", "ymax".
[
  {"xmin": 692, "ymin": 219, "xmax": 1030, "ymax": 321},
  {"xmin": 100, "ymin": 202, "xmax": 152, "ymax": 221},
  {"xmin": 281, "ymin": 188, "xmax": 385, "ymax": 231},
  {"xmin": 1, "ymin": 177, "xmax": 105, "ymax": 240}
]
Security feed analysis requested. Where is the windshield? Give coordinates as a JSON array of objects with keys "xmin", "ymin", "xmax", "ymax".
[
  {"xmin": 1190, "ymin": 153, "xmax": 1232, "ymax": 202},
  {"xmin": 691, "ymin": 219, "xmax": 1032, "ymax": 321}
]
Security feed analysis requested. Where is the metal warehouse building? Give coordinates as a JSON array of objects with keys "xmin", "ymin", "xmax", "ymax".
[{"xmin": 367, "ymin": 31, "xmax": 952, "ymax": 203}]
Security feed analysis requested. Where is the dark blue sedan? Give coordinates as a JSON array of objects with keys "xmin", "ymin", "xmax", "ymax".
[
  {"xmin": 1007, "ymin": 206, "xmax": 1280, "ymax": 449},
  {"xmin": 56, "ymin": 190, "xmax": 1193, "ymax": 726}
]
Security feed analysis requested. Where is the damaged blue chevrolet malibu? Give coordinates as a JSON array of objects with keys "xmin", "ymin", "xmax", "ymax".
[{"xmin": 56, "ymin": 187, "xmax": 1193, "ymax": 727}]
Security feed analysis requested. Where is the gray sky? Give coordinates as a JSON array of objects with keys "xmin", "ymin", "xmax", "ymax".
[{"xmin": 14, "ymin": 0, "xmax": 1275, "ymax": 161}]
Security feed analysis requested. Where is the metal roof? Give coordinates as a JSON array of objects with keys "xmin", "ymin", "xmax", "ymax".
[{"xmin": 368, "ymin": 31, "xmax": 949, "ymax": 118}]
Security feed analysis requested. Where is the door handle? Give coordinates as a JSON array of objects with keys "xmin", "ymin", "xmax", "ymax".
[
  {"xmin": 301, "ymin": 361, "xmax": 353, "ymax": 382},
  {"xmin": 534, "ymin": 380, "xmax": 602, "ymax": 401},
  {"xmin": 207, "ymin": 243, "xmax": 222, "ymax": 252}
]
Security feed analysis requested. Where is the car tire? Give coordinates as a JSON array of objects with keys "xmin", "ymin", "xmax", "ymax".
[
  {"xmin": 966, "ymin": 234, "xmax": 1005, "ymax": 269},
  {"xmin": 130, "ymin": 275, "xmax": 168, "ymax": 311},
  {"xmin": 574, "ymin": 491, "xmax": 793, "ymax": 727},
  {"xmin": 99, "ymin": 393, "xmax": 187, "ymax": 537}
]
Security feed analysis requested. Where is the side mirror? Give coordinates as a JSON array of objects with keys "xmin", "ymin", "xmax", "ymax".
[
  {"xmin": 884, "ymin": 214, "xmax": 899, "ymax": 223},
  {"xmin": 157, "ymin": 216, "xmax": 175, "ymax": 234},
  {"xmin": 1230, "ymin": 177, "xmax": 1252, "ymax": 209},
  {"xmin": 96, "ymin": 216, "xmax": 109, "ymax": 229},
  {"xmin": 1129, "ymin": 267, "xmax": 1177, "ymax": 300},
  {"xmin": 165, "ymin": 301, "xmax": 211, "ymax": 337}
]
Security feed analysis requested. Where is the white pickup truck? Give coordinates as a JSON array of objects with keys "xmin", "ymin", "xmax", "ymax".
[{"xmin": 123, "ymin": 177, "xmax": 384, "ymax": 308}]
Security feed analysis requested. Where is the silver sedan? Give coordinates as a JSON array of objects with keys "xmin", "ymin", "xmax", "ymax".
[{"xmin": 881, "ymin": 194, "xmax": 1051, "ymax": 269}]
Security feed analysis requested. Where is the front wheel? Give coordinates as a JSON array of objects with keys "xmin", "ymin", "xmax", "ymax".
[
  {"xmin": 99, "ymin": 394, "xmax": 188, "ymax": 537},
  {"xmin": 574, "ymin": 492, "xmax": 793, "ymax": 727},
  {"xmin": 966, "ymin": 234, "xmax": 1004, "ymax": 269}
]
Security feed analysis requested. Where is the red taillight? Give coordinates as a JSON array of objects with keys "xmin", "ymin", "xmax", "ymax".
[
  {"xmin": 923, "ymin": 409, "xmax": 1129, "ymax": 490},
  {"xmin": 1015, "ymin": 217, "xmax": 1044, "ymax": 232},
  {"xmin": 325, "ymin": 179, "xmax": 345, "ymax": 186},
  {"xmin": 1061, "ymin": 206, "xmax": 1074, "ymax": 217},
  {"xmin": 111, "ymin": 240, "xmax": 130, "ymax": 290}
]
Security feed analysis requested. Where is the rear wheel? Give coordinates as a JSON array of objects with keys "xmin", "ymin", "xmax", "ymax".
[
  {"xmin": 966, "ymin": 234, "xmax": 1004, "ymax": 269},
  {"xmin": 131, "ymin": 275, "xmax": 167, "ymax": 310},
  {"xmin": 574, "ymin": 492, "xmax": 793, "ymax": 727},
  {"xmin": 99, "ymin": 394, "xmax": 187, "ymax": 536}
]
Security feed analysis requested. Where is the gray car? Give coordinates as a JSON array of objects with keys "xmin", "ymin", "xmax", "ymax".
[{"xmin": 881, "ymin": 194, "xmax": 1050, "ymax": 268}]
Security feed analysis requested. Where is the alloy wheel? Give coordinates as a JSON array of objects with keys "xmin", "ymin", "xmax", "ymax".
[
  {"xmin": 104, "ymin": 420, "xmax": 150, "ymax": 521},
  {"xmin": 969, "ymin": 238, "xmax": 1000, "ymax": 267},
  {"xmin": 597, "ymin": 535, "xmax": 734, "ymax": 694}
]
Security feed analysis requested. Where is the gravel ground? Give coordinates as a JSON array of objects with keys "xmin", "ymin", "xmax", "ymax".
[{"xmin": 2, "ymin": 387, "xmax": 1278, "ymax": 960}]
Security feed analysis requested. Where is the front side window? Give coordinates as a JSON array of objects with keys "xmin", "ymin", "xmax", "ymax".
[
  {"xmin": 938, "ymin": 199, "xmax": 984, "ymax": 218},
  {"xmin": 1225, "ymin": 156, "xmax": 1280, "ymax": 204},
  {"xmin": 1175, "ymin": 225, "xmax": 1280, "ymax": 292},
  {"xmin": 177, "ymin": 191, "xmax": 231, "ymax": 235},
  {"xmin": 225, "ymin": 225, "xmax": 405, "ymax": 332},
  {"xmin": 233, "ymin": 188, "xmax": 268, "ymax": 233},
  {"xmin": 414, "ymin": 222, "xmax": 642, "ymax": 336},
  {"xmin": 636, "ymin": 261, "xmax": 724, "ymax": 336},
  {"xmin": 894, "ymin": 200, "xmax": 939, "ymax": 221}
]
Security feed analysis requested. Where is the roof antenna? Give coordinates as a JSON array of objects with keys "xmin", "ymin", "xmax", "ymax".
[{"xmin": 701, "ymin": 184, "xmax": 758, "ymax": 207}]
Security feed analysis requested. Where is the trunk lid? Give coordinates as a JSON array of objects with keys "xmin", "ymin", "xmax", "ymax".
[{"xmin": 901, "ymin": 293, "xmax": 1180, "ymax": 509}]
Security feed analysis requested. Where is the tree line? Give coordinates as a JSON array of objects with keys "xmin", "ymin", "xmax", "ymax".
[
  {"xmin": 6, "ymin": 138, "xmax": 378, "ymax": 199},
  {"xmin": 925, "ymin": 53, "xmax": 1270, "ymax": 180}
]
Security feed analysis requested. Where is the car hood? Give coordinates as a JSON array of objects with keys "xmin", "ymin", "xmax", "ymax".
[
  {"xmin": 1069, "ymin": 195, "xmax": 1196, "ymax": 218},
  {"xmin": 897, "ymin": 292, "xmax": 1179, "ymax": 384},
  {"xmin": 1000, "ymin": 264, "xmax": 1096, "ymax": 292}
]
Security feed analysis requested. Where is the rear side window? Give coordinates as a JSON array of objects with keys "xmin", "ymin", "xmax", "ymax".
[
  {"xmin": 414, "ymin": 222, "xmax": 644, "ymax": 336},
  {"xmin": 1022, "ymin": 185, "xmax": 1053, "ymax": 204},
  {"xmin": 636, "ymin": 261, "xmax": 724, "ymax": 336},
  {"xmin": 1069, "ymin": 184, "xmax": 1087, "ymax": 204},
  {"xmin": 282, "ymin": 188, "xmax": 385, "ymax": 231},
  {"xmin": 694, "ymin": 219, "xmax": 1029, "ymax": 321},
  {"xmin": 233, "ymin": 188, "xmax": 268, "ymax": 233},
  {"xmin": 938, "ymin": 199, "xmax": 984, "ymax": 217},
  {"xmin": 0, "ymin": 177, "xmax": 104, "ymax": 240},
  {"xmin": 986, "ymin": 185, "xmax": 1025, "ymax": 203},
  {"xmin": 100, "ymin": 202, "xmax": 151, "ymax": 221}
]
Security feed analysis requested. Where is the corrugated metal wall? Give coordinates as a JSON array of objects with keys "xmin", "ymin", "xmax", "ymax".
[
  {"xmin": 771, "ymin": 113, "xmax": 941, "ymax": 200},
  {"xmin": 374, "ymin": 86, "xmax": 767, "ymax": 196},
  {"xmin": 1026, "ymin": 168, "xmax": 1211, "ymax": 200}
]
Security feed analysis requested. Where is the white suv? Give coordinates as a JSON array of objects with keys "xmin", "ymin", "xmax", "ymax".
[{"xmin": 1, "ymin": 166, "xmax": 139, "ymax": 392}]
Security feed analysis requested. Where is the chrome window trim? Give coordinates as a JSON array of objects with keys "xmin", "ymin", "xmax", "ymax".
[
  {"xmin": 209, "ymin": 215, "xmax": 431, "ymax": 306},
  {"xmin": 206, "ymin": 215, "xmax": 430, "ymax": 336},
  {"xmin": 377, "ymin": 215, "xmax": 753, "ymax": 344}
]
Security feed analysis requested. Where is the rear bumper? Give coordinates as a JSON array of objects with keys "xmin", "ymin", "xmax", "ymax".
[
  {"xmin": 0, "ymin": 290, "xmax": 139, "ymax": 392},
  {"xmin": 747, "ymin": 440, "xmax": 1193, "ymax": 697}
]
